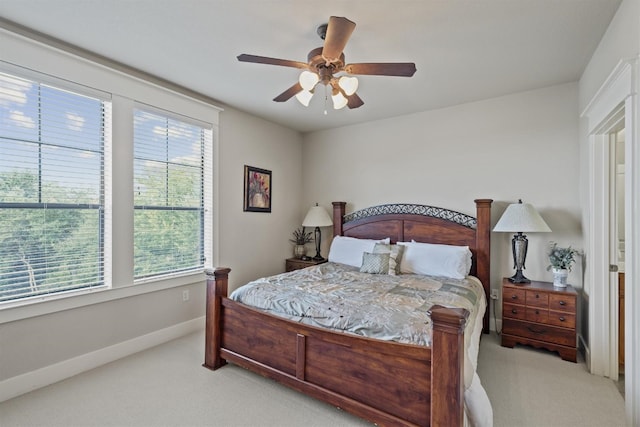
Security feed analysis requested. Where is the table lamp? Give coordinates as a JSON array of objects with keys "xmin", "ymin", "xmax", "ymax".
[
  {"xmin": 493, "ymin": 199, "xmax": 551, "ymax": 283},
  {"xmin": 302, "ymin": 203, "xmax": 333, "ymax": 261}
]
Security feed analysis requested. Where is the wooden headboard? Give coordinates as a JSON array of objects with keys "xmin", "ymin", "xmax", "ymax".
[{"xmin": 332, "ymin": 199, "xmax": 493, "ymax": 333}]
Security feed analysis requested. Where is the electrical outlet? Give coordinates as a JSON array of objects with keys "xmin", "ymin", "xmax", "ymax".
[
  {"xmin": 182, "ymin": 290, "xmax": 189, "ymax": 302},
  {"xmin": 490, "ymin": 289, "xmax": 499, "ymax": 300}
]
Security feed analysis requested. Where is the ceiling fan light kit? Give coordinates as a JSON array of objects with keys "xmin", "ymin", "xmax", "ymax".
[
  {"xmin": 295, "ymin": 89, "xmax": 314, "ymax": 107},
  {"xmin": 331, "ymin": 89, "xmax": 348, "ymax": 110},
  {"xmin": 299, "ymin": 71, "xmax": 319, "ymax": 91},
  {"xmin": 237, "ymin": 16, "xmax": 416, "ymax": 112},
  {"xmin": 338, "ymin": 76, "xmax": 358, "ymax": 96}
]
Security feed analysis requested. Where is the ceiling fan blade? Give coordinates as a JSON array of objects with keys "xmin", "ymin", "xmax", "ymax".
[
  {"xmin": 344, "ymin": 62, "xmax": 417, "ymax": 77},
  {"xmin": 347, "ymin": 93, "xmax": 364, "ymax": 109},
  {"xmin": 322, "ymin": 16, "xmax": 356, "ymax": 63},
  {"xmin": 237, "ymin": 54, "xmax": 308, "ymax": 69},
  {"xmin": 273, "ymin": 82, "xmax": 304, "ymax": 102}
]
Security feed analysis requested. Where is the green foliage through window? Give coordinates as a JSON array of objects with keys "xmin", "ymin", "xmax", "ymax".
[
  {"xmin": 133, "ymin": 109, "xmax": 207, "ymax": 279},
  {"xmin": 0, "ymin": 71, "xmax": 107, "ymax": 302}
]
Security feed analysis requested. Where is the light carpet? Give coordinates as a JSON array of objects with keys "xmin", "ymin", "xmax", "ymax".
[
  {"xmin": 478, "ymin": 333, "xmax": 626, "ymax": 427},
  {"xmin": 0, "ymin": 331, "xmax": 627, "ymax": 426}
]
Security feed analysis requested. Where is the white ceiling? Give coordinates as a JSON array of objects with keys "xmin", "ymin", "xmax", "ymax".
[{"xmin": 0, "ymin": 0, "xmax": 622, "ymax": 133}]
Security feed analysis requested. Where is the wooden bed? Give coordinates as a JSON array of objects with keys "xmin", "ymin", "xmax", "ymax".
[{"xmin": 204, "ymin": 199, "xmax": 492, "ymax": 426}]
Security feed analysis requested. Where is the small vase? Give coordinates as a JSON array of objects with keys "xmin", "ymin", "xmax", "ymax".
[
  {"xmin": 552, "ymin": 267, "xmax": 569, "ymax": 287},
  {"xmin": 293, "ymin": 244, "xmax": 306, "ymax": 259},
  {"xmin": 251, "ymin": 192, "xmax": 266, "ymax": 208}
]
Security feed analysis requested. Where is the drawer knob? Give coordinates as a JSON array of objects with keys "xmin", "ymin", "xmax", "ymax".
[
  {"xmin": 535, "ymin": 294, "xmax": 540, "ymax": 299},
  {"xmin": 535, "ymin": 310, "xmax": 539, "ymax": 315},
  {"xmin": 559, "ymin": 316, "xmax": 565, "ymax": 321},
  {"xmin": 559, "ymin": 301, "xmax": 566, "ymax": 306},
  {"xmin": 511, "ymin": 309, "xmax": 518, "ymax": 314},
  {"xmin": 511, "ymin": 295, "xmax": 518, "ymax": 300}
]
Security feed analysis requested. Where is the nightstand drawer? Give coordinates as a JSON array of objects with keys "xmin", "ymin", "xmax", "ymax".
[
  {"xmin": 503, "ymin": 287, "xmax": 526, "ymax": 304},
  {"xmin": 503, "ymin": 319, "xmax": 576, "ymax": 347},
  {"xmin": 285, "ymin": 258, "xmax": 327, "ymax": 272},
  {"xmin": 526, "ymin": 290, "xmax": 549, "ymax": 307},
  {"xmin": 526, "ymin": 307, "xmax": 548, "ymax": 324},
  {"xmin": 548, "ymin": 312, "xmax": 576, "ymax": 329},
  {"xmin": 549, "ymin": 294, "xmax": 576, "ymax": 313},
  {"xmin": 503, "ymin": 302, "xmax": 526, "ymax": 320}
]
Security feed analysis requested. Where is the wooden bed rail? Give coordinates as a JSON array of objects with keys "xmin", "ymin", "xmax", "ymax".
[{"xmin": 203, "ymin": 267, "xmax": 469, "ymax": 426}]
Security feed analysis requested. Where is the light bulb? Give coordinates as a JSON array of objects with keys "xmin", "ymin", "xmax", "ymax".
[
  {"xmin": 332, "ymin": 91, "xmax": 348, "ymax": 110},
  {"xmin": 298, "ymin": 71, "xmax": 319, "ymax": 91},
  {"xmin": 338, "ymin": 76, "xmax": 358, "ymax": 96},
  {"xmin": 295, "ymin": 90, "xmax": 313, "ymax": 107}
]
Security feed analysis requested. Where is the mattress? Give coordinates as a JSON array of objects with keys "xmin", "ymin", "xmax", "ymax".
[
  {"xmin": 231, "ymin": 262, "xmax": 483, "ymax": 346},
  {"xmin": 230, "ymin": 262, "xmax": 492, "ymax": 426}
]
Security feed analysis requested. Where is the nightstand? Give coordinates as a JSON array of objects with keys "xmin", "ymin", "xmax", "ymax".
[
  {"xmin": 501, "ymin": 278, "xmax": 577, "ymax": 362},
  {"xmin": 285, "ymin": 257, "xmax": 327, "ymax": 272}
]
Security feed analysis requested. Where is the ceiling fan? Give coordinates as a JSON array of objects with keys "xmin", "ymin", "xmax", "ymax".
[{"xmin": 237, "ymin": 16, "xmax": 417, "ymax": 111}]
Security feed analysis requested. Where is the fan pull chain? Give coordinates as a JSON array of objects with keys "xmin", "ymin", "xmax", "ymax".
[{"xmin": 324, "ymin": 85, "xmax": 328, "ymax": 115}]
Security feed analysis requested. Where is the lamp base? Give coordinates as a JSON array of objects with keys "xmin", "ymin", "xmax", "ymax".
[
  {"xmin": 312, "ymin": 226, "xmax": 324, "ymax": 262},
  {"xmin": 508, "ymin": 269, "xmax": 531, "ymax": 284}
]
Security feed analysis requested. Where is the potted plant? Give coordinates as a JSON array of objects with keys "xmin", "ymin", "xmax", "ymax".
[
  {"xmin": 290, "ymin": 227, "xmax": 313, "ymax": 259},
  {"xmin": 547, "ymin": 242, "xmax": 579, "ymax": 287}
]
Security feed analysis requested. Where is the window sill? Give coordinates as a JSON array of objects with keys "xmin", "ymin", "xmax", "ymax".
[{"xmin": 0, "ymin": 271, "xmax": 206, "ymax": 324}]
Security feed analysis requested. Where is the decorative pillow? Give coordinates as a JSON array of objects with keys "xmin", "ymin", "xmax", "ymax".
[
  {"xmin": 397, "ymin": 241, "xmax": 472, "ymax": 279},
  {"xmin": 328, "ymin": 236, "xmax": 391, "ymax": 267},
  {"xmin": 373, "ymin": 243, "xmax": 405, "ymax": 276},
  {"xmin": 359, "ymin": 252, "xmax": 390, "ymax": 274}
]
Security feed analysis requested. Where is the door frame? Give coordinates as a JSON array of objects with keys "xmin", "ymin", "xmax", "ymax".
[{"xmin": 581, "ymin": 57, "xmax": 638, "ymax": 424}]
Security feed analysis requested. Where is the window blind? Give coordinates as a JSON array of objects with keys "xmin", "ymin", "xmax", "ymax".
[
  {"xmin": 0, "ymin": 71, "xmax": 109, "ymax": 302},
  {"xmin": 133, "ymin": 108, "xmax": 208, "ymax": 280}
]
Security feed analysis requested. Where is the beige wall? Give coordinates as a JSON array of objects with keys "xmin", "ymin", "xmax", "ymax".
[
  {"xmin": 302, "ymin": 83, "xmax": 582, "ymax": 327},
  {"xmin": 217, "ymin": 107, "xmax": 303, "ymax": 290},
  {"xmin": 578, "ymin": 0, "xmax": 639, "ymax": 113}
]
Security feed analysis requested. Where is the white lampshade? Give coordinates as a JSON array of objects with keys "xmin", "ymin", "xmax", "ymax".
[
  {"xmin": 302, "ymin": 204, "xmax": 333, "ymax": 227},
  {"xmin": 295, "ymin": 90, "xmax": 314, "ymax": 107},
  {"xmin": 338, "ymin": 76, "xmax": 358, "ymax": 96},
  {"xmin": 493, "ymin": 200, "xmax": 551, "ymax": 233},
  {"xmin": 331, "ymin": 91, "xmax": 348, "ymax": 110},
  {"xmin": 299, "ymin": 71, "xmax": 319, "ymax": 91}
]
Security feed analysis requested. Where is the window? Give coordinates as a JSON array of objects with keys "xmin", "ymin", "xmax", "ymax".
[
  {"xmin": 133, "ymin": 108, "xmax": 211, "ymax": 280},
  {"xmin": 0, "ymin": 71, "xmax": 110, "ymax": 302}
]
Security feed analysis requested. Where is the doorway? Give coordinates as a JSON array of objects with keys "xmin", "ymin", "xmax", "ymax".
[
  {"xmin": 581, "ymin": 57, "xmax": 638, "ymax": 425},
  {"xmin": 610, "ymin": 125, "xmax": 625, "ymax": 389}
]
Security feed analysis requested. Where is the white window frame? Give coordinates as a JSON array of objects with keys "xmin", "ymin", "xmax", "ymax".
[
  {"xmin": 0, "ymin": 66, "xmax": 112, "ymax": 303},
  {"xmin": 0, "ymin": 27, "xmax": 221, "ymax": 323}
]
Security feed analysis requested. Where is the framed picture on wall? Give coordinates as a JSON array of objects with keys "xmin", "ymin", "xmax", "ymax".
[{"xmin": 243, "ymin": 165, "xmax": 272, "ymax": 213}]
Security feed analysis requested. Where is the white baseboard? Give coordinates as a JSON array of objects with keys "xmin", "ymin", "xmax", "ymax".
[
  {"xmin": 578, "ymin": 333, "xmax": 590, "ymax": 368},
  {"xmin": 0, "ymin": 316, "xmax": 204, "ymax": 403}
]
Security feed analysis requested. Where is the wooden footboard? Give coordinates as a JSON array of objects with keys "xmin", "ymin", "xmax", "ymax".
[{"xmin": 204, "ymin": 268, "xmax": 469, "ymax": 426}]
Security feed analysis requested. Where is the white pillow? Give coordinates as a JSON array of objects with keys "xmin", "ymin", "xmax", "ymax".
[
  {"xmin": 397, "ymin": 241, "xmax": 472, "ymax": 279},
  {"xmin": 328, "ymin": 236, "xmax": 391, "ymax": 267}
]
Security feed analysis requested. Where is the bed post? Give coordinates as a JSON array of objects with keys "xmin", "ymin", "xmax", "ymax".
[
  {"xmin": 203, "ymin": 267, "xmax": 231, "ymax": 370},
  {"xmin": 430, "ymin": 305, "xmax": 469, "ymax": 427},
  {"xmin": 332, "ymin": 201, "xmax": 346, "ymax": 236},
  {"xmin": 474, "ymin": 198, "xmax": 493, "ymax": 333}
]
